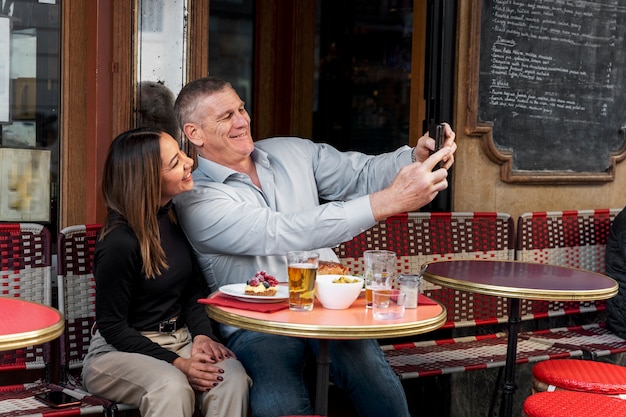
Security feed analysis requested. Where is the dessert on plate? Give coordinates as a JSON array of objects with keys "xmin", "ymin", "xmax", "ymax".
[{"xmin": 245, "ymin": 270, "xmax": 279, "ymax": 296}]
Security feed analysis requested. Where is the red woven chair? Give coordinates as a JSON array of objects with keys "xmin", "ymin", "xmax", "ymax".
[
  {"xmin": 523, "ymin": 390, "xmax": 626, "ymax": 417},
  {"xmin": 0, "ymin": 223, "xmax": 52, "ymax": 380},
  {"xmin": 56, "ymin": 224, "xmax": 100, "ymax": 385},
  {"xmin": 516, "ymin": 209, "xmax": 626, "ymax": 359},
  {"xmin": 531, "ymin": 359, "xmax": 626, "ymax": 397},
  {"xmin": 334, "ymin": 211, "xmax": 516, "ymax": 329},
  {"xmin": 57, "ymin": 224, "xmax": 136, "ymax": 415},
  {"xmin": 0, "ymin": 223, "xmax": 112, "ymax": 416},
  {"xmin": 516, "ymin": 209, "xmax": 619, "ymax": 318}
]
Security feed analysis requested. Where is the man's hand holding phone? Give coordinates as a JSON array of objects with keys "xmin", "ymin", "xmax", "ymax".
[{"xmin": 428, "ymin": 122, "xmax": 446, "ymax": 170}]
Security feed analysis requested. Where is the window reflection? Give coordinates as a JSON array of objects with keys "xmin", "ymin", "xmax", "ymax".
[
  {"xmin": 136, "ymin": 0, "xmax": 186, "ymax": 144},
  {"xmin": 137, "ymin": 0, "xmax": 186, "ymax": 94}
]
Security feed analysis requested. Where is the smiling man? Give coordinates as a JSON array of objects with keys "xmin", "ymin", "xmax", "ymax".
[{"xmin": 173, "ymin": 76, "xmax": 456, "ymax": 417}]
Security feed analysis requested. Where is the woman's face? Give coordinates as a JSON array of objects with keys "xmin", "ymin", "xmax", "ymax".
[{"xmin": 159, "ymin": 132, "xmax": 194, "ymax": 205}]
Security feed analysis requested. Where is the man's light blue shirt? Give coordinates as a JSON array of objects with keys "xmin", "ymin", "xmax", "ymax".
[{"xmin": 174, "ymin": 137, "xmax": 412, "ymax": 332}]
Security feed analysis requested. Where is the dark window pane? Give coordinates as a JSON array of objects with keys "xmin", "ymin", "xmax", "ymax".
[{"xmin": 314, "ymin": 0, "xmax": 413, "ymax": 154}]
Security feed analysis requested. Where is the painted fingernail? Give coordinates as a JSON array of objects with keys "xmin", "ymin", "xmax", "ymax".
[{"xmin": 217, "ymin": 376, "xmax": 223, "ymax": 381}]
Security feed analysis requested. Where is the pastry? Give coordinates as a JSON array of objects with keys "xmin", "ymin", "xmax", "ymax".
[{"xmin": 245, "ymin": 270, "xmax": 279, "ymax": 296}]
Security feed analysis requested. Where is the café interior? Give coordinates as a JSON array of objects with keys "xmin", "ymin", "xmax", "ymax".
[{"xmin": 2, "ymin": 1, "xmax": 626, "ymax": 416}]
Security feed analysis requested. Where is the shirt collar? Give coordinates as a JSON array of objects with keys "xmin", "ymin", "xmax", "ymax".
[{"xmin": 195, "ymin": 147, "xmax": 270, "ymax": 183}]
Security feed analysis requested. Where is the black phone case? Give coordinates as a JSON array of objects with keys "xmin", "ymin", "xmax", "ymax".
[
  {"xmin": 428, "ymin": 123, "xmax": 444, "ymax": 169},
  {"xmin": 35, "ymin": 392, "xmax": 82, "ymax": 408}
]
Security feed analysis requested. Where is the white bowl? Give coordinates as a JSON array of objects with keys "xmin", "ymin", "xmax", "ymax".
[{"xmin": 315, "ymin": 274, "xmax": 364, "ymax": 309}]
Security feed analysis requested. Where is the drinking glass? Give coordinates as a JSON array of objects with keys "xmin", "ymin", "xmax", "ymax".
[
  {"xmin": 363, "ymin": 250, "xmax": 396, "ymax": 308},
  {"xmin": 398, "ymin": 274, "xmax": 422, "ymax": 309},
  {"xmin": 287, "ymin": 251, "xmax": 319, "ymax": 311},
  {"xmin": 372, "ymin": 288, "xmax": 406, "ymax": 319}
]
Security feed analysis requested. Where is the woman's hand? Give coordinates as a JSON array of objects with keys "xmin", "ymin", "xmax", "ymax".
[
  {"xmin": 173, "ymin": 354, "xmax": 225, "ymax": 392},
  {"xmin": 173, "ymin": 335, "xmax": 237, "ymax": 392}
]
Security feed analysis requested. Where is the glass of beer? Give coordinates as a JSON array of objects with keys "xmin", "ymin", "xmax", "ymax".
[
  {"xmin": 363, "ymin": 250, "xmax": 396, "ymax": 308},
  {"xmin": 287, "ymin": 251, "xmax": 319, "ymax": 311}
]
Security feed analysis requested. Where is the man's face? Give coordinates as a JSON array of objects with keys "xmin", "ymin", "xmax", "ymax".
[{"xmin": 190, "ymin": 87, "xmax": 254, "ymax": 168}]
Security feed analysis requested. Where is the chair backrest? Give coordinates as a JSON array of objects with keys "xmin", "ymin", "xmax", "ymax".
[
  {"xmin": 0, "ymin": 223, "xmax": 52, "ymax": 373},
  {"xmin": 56, "ymin": 224, "xmax": 101, "ymax": 381},
  {"xmin": 333, "ymin": 212, "xmax": 515, "ymax": 327},
  {"xmin": 516, "ymin": 209, "xmax": 620, "ymax": 318}
]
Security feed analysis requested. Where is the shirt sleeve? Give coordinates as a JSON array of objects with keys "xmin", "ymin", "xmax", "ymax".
[
  {"xmin": 175, "ymin": 139, "xmax": 411, "ymax": 258},
  {"xmin": 311, "ymin": 141, "xmax": 413, "ymax": 202},
  {"xmin": 181, "ymin": 263, "xmax": 218, "ymax": 340}
]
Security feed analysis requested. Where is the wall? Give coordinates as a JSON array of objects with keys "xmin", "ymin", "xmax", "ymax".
[{"xmin": 452, "ymin": 1, "xmax": 626, "ymax": 221}]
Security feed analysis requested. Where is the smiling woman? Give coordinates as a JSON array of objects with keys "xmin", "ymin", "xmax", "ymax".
[{"xmin": 81, "ymin": 126, "xmax": 251, "ymax": 417}]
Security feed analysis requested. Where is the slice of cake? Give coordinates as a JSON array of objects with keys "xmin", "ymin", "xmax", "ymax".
[{"xmin": 245, "ymin": 270, "xmax": 279, "ymax": 296}]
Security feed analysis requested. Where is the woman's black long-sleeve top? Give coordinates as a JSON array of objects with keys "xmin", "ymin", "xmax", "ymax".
[{"xmin": 93, "ymin": 203, "xmax": 217, "ymax": 363}]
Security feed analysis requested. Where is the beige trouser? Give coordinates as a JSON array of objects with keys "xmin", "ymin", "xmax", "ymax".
[{"xmin": 82, "ymin": 328, "xmax": 251, "ymax": 417}]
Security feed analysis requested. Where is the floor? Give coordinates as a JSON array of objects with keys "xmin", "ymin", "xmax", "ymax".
[
  {"xmin": 326, "ymin": 366, "xmax": 529, "ymax": 417},
  {"xmin": 327, "ymin": 351, "xmax": 626, "ymax": 417},
  {"xmin": 121, "ymin": 352, "xmax": 626, "ymax": 417}
]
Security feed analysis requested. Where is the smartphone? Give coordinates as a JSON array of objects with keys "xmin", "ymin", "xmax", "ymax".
[
  {"xmin": 35, "ymin": 391, "xmax": 82, "ymax": 408},
  {"xmin": 428, "ymin": 122, "xmax": 445, "ymax": 169}
]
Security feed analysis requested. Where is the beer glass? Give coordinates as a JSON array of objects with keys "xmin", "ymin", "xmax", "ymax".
[{"xmin": 287, "ymin": 251, "xmax": 319, "ymax": 311}]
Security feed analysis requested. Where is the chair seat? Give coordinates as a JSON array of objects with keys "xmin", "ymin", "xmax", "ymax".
[
  {"xmin": 524, "ymin": 391, "xmax": 626, "ymax": 417},
  {"xmin": 0, "ymin": 384, "xmax": 108, "ymax": 416},
  {"xmin": 532, "ymin": 359, "xmax": 626, "ymax": 395}
]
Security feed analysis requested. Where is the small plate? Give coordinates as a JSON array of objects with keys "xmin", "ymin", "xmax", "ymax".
[{"xmin": 219, "ymin": 283, "xmax": 289, "ymax": 303}]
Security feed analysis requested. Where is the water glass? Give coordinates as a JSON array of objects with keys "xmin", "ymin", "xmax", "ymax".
[
  {"xmin": 372, "ymin": 289, "xmax": 406, "ymax": 319},
  {"xmin": 364, "ymin": 250, "xmax": 396, "ymax": 308}
]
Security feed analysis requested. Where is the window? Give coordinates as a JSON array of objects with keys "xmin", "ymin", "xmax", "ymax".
[
  {"xmin": 314, "ymin": 0, "xmax": 414, "ymax": 154},
  {"xmin": 0, "ymin": 0, "xmax": 60, "ymax": 229}
]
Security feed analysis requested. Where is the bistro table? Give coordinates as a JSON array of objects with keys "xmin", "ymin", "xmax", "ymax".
[
  {"xmin": 422, "ymin": 259, "xmax": 618, "ymax": 417},
  {"xmin": 0, "ymin": 296, "xmax": 65, "ymax": 351},
  {"xmin": 204, "ymin": 291, "xmax": 446, "ymax": 416}
]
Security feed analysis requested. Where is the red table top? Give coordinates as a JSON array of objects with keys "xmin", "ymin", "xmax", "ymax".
[
  {"xmin": 0, "ymin": 297, "xmax": 65, "ymax": 350},
  {"xmin": 424, "ymin": 259, "xmax": 618, "ymax": 301},
  {"xmin": 204, "ymin": 293, "xmax": 446, "ymax": 340}
]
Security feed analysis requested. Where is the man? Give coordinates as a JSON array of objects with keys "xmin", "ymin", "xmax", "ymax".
[{"xmin": 174, "ymin": 76, "xmax": 456, "ymax": 417}]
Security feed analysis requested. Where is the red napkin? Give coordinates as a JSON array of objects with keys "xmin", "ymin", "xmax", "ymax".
[
  {"xmin": 198, "ymin": 293, "xmax": 289, "ymax": 313},
  {"xmin": 418, "ymin": 294, "xmax": 437, "ymax": 306}
]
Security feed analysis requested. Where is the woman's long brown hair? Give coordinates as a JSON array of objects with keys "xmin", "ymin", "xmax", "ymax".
[{"xmin": 99, "ymin": 127, "xmax": 168, "ymax": 279}]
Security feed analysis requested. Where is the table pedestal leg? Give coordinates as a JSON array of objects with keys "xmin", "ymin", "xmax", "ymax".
[
  {"xmin": 500, "ymin": 298, "xmax": 521, "ymax": 417},
  {"xmin": 315, "ymin": 340, "xmax": 330, "ymax": 416}
]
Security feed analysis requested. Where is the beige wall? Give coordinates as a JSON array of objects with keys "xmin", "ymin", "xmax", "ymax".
[{"xmin": 452, "ymin": 1, "xmax": 626, "ymax": 222}]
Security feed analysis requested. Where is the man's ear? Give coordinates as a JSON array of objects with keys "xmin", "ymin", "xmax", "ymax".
[{"xmin": 183, "ymin": 123, "xmax": 202, "ymax": 147}]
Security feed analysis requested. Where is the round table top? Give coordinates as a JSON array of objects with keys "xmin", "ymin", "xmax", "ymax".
[
  {"xmin": 0, "ymin": 297, "xmax": 65, "ymax": 350},
  {"xmin": 423, "ymin": 259, "xmax": 618, "ymax": 301},
  {"xmin": 205, "ymin": 293, "xmax": 447, "ymax": 339}
]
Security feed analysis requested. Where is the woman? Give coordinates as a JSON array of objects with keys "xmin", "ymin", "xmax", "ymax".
[{"xmin": 82, "ymin": 127, "xmax": 250, "ymax": 417}]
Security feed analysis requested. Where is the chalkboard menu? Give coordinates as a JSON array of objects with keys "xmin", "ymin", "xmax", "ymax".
[{"xmin": 478, "ymin": 0, "xmax": 626, "ymax": 178}]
